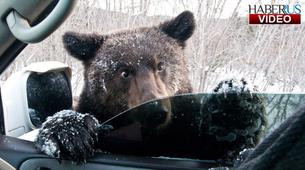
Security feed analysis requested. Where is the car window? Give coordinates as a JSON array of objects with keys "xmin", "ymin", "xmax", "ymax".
[
  {"xmin": 1, "ymin": 0, "xmax": 305, "ymax": 163},
  {"xmin": 96, "ymin": 93, "xmax": 305, "ymax": 159}
]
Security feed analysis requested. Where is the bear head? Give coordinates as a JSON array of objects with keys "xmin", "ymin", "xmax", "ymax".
[{"xmin": 63, "ymin": 11, "xmax": 195, "ymax": 122}]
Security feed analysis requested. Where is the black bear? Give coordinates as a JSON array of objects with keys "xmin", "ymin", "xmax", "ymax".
[{"xmin": 35, "ymin": 11, "xmax": 266, "ymax": 164}]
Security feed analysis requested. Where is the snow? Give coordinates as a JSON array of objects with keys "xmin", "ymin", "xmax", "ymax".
[
  {"xmin": 233, "ymin": 148, "xmax": 254, "ymax": 167},
  {"xmin": 43, "ymin": 110, "xmax": 87, "ymax": 122},
  {"xmin": 41, "ymin": 138, "xmax": 59, "ymax": 157},
  {"xmin": 213, "ymin": 78, "xmax": 254, "ymax": 94},
  {"xmin": 101, "ymin": 79, "xmax": 107, "ymax": 93},
  {"xmin": 36, "ymin": 110, "xmax": 95, "ymax": 157}
]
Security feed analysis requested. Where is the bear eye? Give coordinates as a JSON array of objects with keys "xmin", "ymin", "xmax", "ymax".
[
  {"xmin": 157, "ymin": 62, "xmax": 165, "ymax": 72},
  {"xmin": 121, "ymin": 70, "xmax": 130, "ymax": 79}
]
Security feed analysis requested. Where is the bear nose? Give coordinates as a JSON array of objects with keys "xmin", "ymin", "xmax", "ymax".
[
  {"xmin": 135, "ymin": 99, "xmax": 171, "ymax": 129},
  {"xmin": 147, "ymin": 101, "xmax": 168, "ymax": 124}
]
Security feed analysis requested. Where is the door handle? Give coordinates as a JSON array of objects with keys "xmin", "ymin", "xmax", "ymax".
[{"xmin": 6, "ymin": 0, "xmax": 77, "ymax": 43}]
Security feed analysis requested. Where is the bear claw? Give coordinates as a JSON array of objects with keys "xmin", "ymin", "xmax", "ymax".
[{"xmin": 35, "ymin": 110, "xmax": 100, "ymax": 163}]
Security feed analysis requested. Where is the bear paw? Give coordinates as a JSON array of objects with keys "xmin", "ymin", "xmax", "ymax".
[{"xmin": 35, "ymin": 110, "xmax": 99, "ymax": 163}]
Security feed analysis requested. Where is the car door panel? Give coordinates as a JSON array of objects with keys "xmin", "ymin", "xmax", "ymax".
[{"xmin": 0, "ymin": 135, "xmax": 216, "ymax": 170}]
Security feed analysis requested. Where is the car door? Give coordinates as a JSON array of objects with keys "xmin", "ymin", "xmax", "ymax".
[{"xmin": 0, "ymin": 94, "xmax": 223, "ymax": 170}]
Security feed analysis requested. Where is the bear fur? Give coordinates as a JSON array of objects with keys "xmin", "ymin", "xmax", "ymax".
[
  {"xmin": 35, "ymin": 11, "xmax": 266, "ymax": 164},
  {"xmin": 63, "ymin": 11, "xmax": 194, "ymax": 122}
]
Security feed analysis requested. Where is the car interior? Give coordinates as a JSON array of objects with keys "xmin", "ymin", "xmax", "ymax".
[{"xmin": 0, "ymin": 1, "xmax": 305, "ymax": 170}]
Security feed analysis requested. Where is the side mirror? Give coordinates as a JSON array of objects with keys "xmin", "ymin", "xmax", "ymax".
[{"xmin": 1, "ymin": 61, "xmax": 72, "ymax": 137}]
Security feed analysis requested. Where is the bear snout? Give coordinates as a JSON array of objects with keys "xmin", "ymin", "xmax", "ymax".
[
  {"xmin": 143, "ymin": 99, "xmax": 172, "ymax": 129},
  {"xmin": 127, "ymin": 71, "xmax": 172, "ymax": 129},
  {"xmin": 128, "ymin": 71, "xmax": 169, "ymax": 107},
  {"xmin": 131, "ymin": 98, "xmax": 172, "ymax": 129}
]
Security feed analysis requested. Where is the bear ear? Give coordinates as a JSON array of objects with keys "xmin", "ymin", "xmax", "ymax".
[
  {"xmin": 63, "ymin": 32, "xmax": 104, "ymax": 61},
  {"xmin": 159, "ymin": 11, "xmax": 195, "ymax": 45}
]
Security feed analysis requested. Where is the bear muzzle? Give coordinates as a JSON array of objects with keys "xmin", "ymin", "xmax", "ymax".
[
  {"xmin": 129, "ymin": 98, "xmax": 172, "ymax": 130},
  {"xmin": 127, "ymin": 72, "xmax": 172, "ymax": 129}
]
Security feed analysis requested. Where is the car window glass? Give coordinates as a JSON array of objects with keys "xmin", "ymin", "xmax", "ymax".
[{"xmin": 97, "ymin": 93, "xmax": 305, "ymax": 159}]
